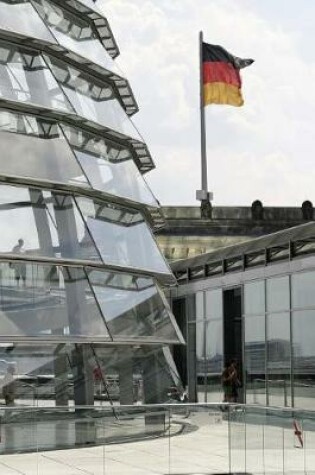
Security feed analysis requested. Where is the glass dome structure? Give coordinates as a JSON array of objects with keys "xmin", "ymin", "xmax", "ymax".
[{"xmin": 0, "ymin": 0, "xmax": 183, "ymax": 409}]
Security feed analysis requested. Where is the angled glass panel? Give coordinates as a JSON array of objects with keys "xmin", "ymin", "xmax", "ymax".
[
  {"xmin": 0, "ymin": 41, "xmax": 73, "ymax": 112},
  {"xmin": 0, "ymin": 262, "xmax": 109, "ymax": 338},
  {"xmin": 0, "ymin": 0, "xmax": 56, "ymax": 44},
  {"xmin": 62, "ymin": 125, "xmax": 158, "ymax": 206},
  {"xmin": 76, "ymin": 197, "xmax": 171, "ymax": 274},
  {"xmin": 0, "ymin": 185, "xmax": 101, "ymax": 262},
  {"xmin": 88, "ymin": 269, "xmax": 180, "ymax": 341},
  {"xmin": 0, "ymin": 110, "xmax": 88, "ymax": 186},
  {"xmin": 32, "ymin": 0, "xmax": 116, "ymax": 71},
  {"xmin": 45, "ymin": 55, "xmax": 141, "ymax": 140},
  {"xmin": 45, "ymin": 191, "xmax": 101, "ymax": 261}
]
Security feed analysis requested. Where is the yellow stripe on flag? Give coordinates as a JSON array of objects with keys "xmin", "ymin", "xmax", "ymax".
[{"xmin": 203, "ymin": 82, "xmax": 244, "ymax": 107}]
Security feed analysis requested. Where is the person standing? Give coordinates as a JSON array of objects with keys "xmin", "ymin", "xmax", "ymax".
[
  {"xmin": 2, "ymin": 364, "xmax": 16, "ymax": 406},
  {"xmin": 222, "ymin": 360, "xmax": 240, "ymax": 403},
  {"xmin": 11, "ymin": 239, "xmax": 26, "ymax": 287}
]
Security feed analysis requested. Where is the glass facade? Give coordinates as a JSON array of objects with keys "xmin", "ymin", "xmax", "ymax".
[
  {"xmin": 182, "ymin": 266, "xmax": 315, "ymax": 409},
  {"xmin": 0, "ymin": 0, "xmax": 182, "ymax": 420},
  {"xmin": 193, "ymin": 289, "xmax": 223, "ymax": 402}
]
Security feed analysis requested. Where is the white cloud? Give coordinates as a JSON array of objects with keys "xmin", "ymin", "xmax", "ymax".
[{"xmin": 100, "ymin": 0, "xmax": 315, "ymax": 206}]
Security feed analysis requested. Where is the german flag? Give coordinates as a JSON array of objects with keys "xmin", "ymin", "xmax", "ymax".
[{"xmin": 202, "ymin": 43, "xmax": 254, "ymax": 107}]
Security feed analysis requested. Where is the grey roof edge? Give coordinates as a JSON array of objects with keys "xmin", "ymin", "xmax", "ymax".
[{"xmin": 171, "ymin": 221, "xmax": 315, "ymax": 272}]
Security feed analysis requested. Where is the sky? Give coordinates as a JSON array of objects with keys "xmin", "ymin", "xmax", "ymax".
[{"xmin": 98, "ymin": 0, "xmax": 315, "ymax": 207}]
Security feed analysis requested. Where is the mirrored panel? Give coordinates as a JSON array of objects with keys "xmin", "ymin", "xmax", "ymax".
[
  {"xmin": 0, "ymin": 185, "xmax": 101, "ymax": 262},
  {"xmin": 292, "ymin": 310, "xmax": 315, "ymax": 410},
  {"xmin": 88, "ymin": 270, "xmax": 180, "ymax": 341},
  {"xmin": 245, "ymin": 315, "xmax": 266, "ymax": 405},
  {"xmin": 266, "ymin": 276, "xmax": 290, "ymax": 313},
  {"xmin": 76, "ymin": 197, "xmax": 171, "ymax": 274},
  {"xmin": 244, "ymin": 280, "xmax": 265, "ymax": 315},
  {"xmin": 292, "ymin": 271, "xmax": 315, "ymax": 309},
  {"xmin": 0, "ymin": 41, "xmax": 73, "ymax": 111},
  {"xmin": 32, "ymin": 0, "xmax": 116, "ymax": 71},
  {"xmin": 267, "ymin": 312, "xmax": 291, "ymax": 407},
  {"xmin": 0, "ymin": 0, "xmax": 56, "ymax": 43},
  {"xmin": 0, "ymin": 110, "xmax": 88, "ymax": 186},
  {"xmin": 205, "ymin": 289, "xmax": 222, "ymax": 320},
  {"xmin": 195, "ymin": 291, "xmax": 204, "ymax": 320},
  {"xmin": 196, "ymin": 320, "xmax": 205, "ymax": 402},
  {"xmin": 205, "ymin": 319, "xmax": 223, "ymax": 402},
  {"xmin": 0, "ymin": 262, "xmax": 109, "ymax": 338},
  {"xmin": 45, "ymin": 55, "xmax": 141, "ymax": 140},
  {"xmin": 62, "ymin": 125, "xmax": 158, "ymax": 206}
]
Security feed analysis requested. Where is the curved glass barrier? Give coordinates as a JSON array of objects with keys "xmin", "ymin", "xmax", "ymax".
[
  {"xmin": 0, "ymin": 110, "xmax": 88, "ymax": 187},
  {"xmin": 0, "ymin": 261, "xmax": 109, "ymax": 337},
  {"xmin": 88, "ymin": 270, "xmax": 180, "ymax": 341},
  {"xmin": 45, "ymin": 55, "xmax": 141, "ymax": 140},
  {"xmin": 32, "ymin": 0, "xmax": 117, "ymax": 72},
  {"xmin": 0, "ymin": 41, "xmax": 73, "ymax": 112},
  {"xmin": 0, "ymin": 0, "xmax": 56, "ymax": 44},
  {"xmin": 76, "ymin": 197, "xmax": 172, "ymax": 275},
  {"xmin": 63, "ymin": 125, "xmax": 158, "ymax": 206},
  {"xmin": 0, "ymin": 185, "xmax": 101, "ymax": 262}
]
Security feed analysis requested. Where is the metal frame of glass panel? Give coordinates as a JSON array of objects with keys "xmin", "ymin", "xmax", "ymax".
[
  {"xmin": 0, "ymin": 0, "xmax": 183, "ymax": 415},
  {"xmin": 0, "ymin": 259, "xmax": 182, "ymax": 344},
  {"xmin": 0, "ymin": 1, "xmax": 138, "ymax": 117},
  {"xmin": 172, "ymin": 225, "xmax": 315, "ymax": 409},
  {"xmin": 0, "ymin": 182, "xmax": 174, "ymax": 283}
]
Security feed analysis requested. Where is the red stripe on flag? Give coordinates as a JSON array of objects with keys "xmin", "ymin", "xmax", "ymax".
[{"xmin": 203, "ymin": 61, "xmax": 241, "ymax": 88}]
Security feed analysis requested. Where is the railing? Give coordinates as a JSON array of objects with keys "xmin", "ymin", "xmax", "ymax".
[{"xmin": 0, "ymin": 403, "xmax": 314, "ymax": 474}]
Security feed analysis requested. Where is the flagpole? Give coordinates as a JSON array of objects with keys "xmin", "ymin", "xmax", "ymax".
[
  {"xmin": 197, "ymin": 31, "xmax": 213, "ymax": 217},
  {"xmin": 199, "ymin": 31, "xmax": 208, "ymax": 194}
]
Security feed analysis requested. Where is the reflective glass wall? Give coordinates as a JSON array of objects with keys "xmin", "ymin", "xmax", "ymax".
[
  {"xmin": 188, "ymin": 267, "xmax": 315, "ymax": 409},
  {"xmin": 194, "ymin": 289, "xmax": 223, "ymax": 402}
]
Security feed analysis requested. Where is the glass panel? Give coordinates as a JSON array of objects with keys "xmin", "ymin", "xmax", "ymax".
[
  {"xmin": 88, "ymin": 270, "xmax": 180, "ymax": 341},
  {"xmin": 32, "ymin": 0, "xmax": 116, "ymax": 71},
  {"xmin": 195, "ymin": 291, "xmax": 204, "ymax": 320},
  {"xmin": 0, "ymin": 111, "xmax": 88, "ymax": 186},
  {"xmin": 45, "ymin": 55, "xmax": 141, "ymax": 140},
  {"xmin": 0, "ymin": 0, "xmax": 56, "ymax": 43},
  {"xmin": 245, "ymin": 315, "xmax": 266, "ymax": 405},
  {"xmin": 293, "ymin": 310, "xmax": 315, "ymax": 410},
  {"xmin": 94, "ymin": 345, "xmax": 180, "ymax": 404},
  {"xmin": 205, "ymin": 288, "xmax": 222, "ymax": 320},
  {"xmin": 62, "ymin": 125, "xmax": 158, "ymax": 206},
  {"xmin": 76, "ymin": 197, "xmax": 171, "ymax": 274},
  {"xmin": 205, "ymin": 319, "xmax": 223, "ymax": 402},
  {"xmin": 292, "ymin": 270, "xmax": 315, "ymax": 309},
  {"xmin": 0, "ymin": 42, "xmax": 73, "ymax": 112},
  {"xmin": 267, "ymin": 275, "xmax": 290, "ymax": 312},
  {"xmin": 267, "ymin": 312, "xmax": 291, "ymax": 407},
  {"xmin": 0, "ymin": 185, "xmax": 101, "ymax": 262},
  {"xmin": 0, "ymin": 263, "xmax": 109, "ymax": 338},
  {"xmin": 244, "ymin": 280, "xmax": 265, "ymax": 315},
  {"xmin": 196, "ymin": 320, "xmax": 205, "ymax": 402}
]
